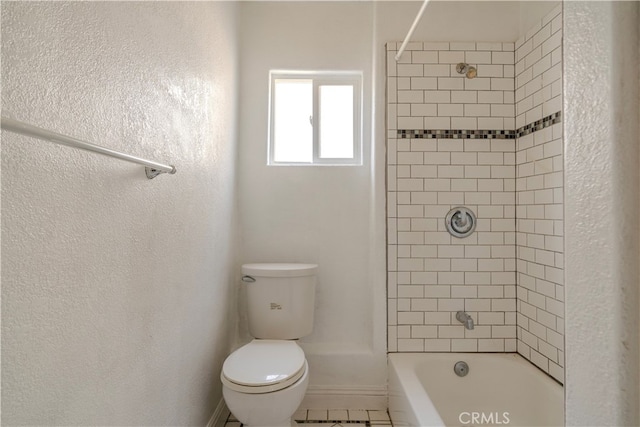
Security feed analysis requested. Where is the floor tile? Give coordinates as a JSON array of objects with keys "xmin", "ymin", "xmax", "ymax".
[
  {"xmin": 307, "ymin": 409, "xmax": 328, "ymax": 420},
  {"xmin": 225, "ymin": 408, "xmax": 386, "ymax": 426},
  {"xmin": 348, "ymin": 409, "xmax": 369, "ymax": 421},
  {"xmin": 293, "ymin": 409, "xmax": 308, "ymax": 421},
  {"xmin": 328, "ymin": 409, "xmax": 349, "ymax": 420},
  {"xmin": 368, "ymin": 410, "xmax": 391, "ymax": 422}
]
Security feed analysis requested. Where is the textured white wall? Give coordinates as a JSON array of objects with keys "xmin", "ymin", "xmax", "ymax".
[
  {"xmin": 1, "ymin": 2, "xmax": 239, "ymax": 425},
  {"xmin": 564, "ymin": 1, "xmax": 639, "ymax": 426}
]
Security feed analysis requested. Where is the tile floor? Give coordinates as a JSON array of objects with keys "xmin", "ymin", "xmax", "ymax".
[{"xmin": 224, "ymin": 409, "xmax": 393, "ymax": 427}]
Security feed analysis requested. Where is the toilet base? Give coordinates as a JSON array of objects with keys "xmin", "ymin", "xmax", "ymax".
[{"xmin": 222, "ymin": 361, "xmax": 309, "ymax": 427}]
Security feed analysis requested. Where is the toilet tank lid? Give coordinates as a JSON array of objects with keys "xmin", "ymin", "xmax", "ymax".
[
  {"xmin": 222, "ymin": 340, "xmax": 306, "ymax": 387},
  {"xmin": 242, "ymin": 263, "xmax": 318, "ymax": 277}
]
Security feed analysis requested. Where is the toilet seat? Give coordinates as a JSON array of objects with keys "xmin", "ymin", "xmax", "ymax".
[{"xmin": 221, "ymin": 340, "xmax": 306, "ymax": 394}]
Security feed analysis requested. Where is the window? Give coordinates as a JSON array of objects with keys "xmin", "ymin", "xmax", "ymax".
[{"xmin": 268, "ymin": 71, "xmax": 362, "ymax": 165}]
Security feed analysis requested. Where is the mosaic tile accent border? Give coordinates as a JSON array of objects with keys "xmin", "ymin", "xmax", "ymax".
[{"xmin": 396, "ymin": 111, "xmax": 561, "ymax": 140}]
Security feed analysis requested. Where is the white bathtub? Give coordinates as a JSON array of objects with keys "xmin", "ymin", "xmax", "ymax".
[{"xmin": 388, "ymin": 353, "xmax": 564, "ymax": 427}]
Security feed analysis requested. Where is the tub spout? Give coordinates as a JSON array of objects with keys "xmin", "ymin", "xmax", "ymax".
[{"xmin": 456, "ymin": 311, "xmax": 474, "ymax": 330}]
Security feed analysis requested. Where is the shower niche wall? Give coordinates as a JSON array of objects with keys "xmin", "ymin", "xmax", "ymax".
[{"xmin": 386, "ymin": 4, "xmax": 564, "ymax": 383}]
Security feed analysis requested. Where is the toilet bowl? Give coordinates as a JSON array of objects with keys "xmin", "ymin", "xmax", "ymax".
[
  {"xmin": 221, "ymin": 263, "xmax": 317, "ymax": 427},
  {"xmin": 221, "ymin": 340, "xmax": 308, "ymax": 426}
]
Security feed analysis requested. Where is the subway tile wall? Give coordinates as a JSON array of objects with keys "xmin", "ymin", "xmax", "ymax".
[
  {"xmin": 514, "ymin": 6, "xmax": 564, "ymax": 384},
  {"xmin": 386, "ymin": 5, "xmax": 563, "ymax": 383}
]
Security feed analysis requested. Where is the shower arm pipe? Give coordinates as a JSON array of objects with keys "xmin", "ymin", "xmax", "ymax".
[
  {"xmin": 395, "ymin": 0, "xmax": 430, "ymax": 61},
  {"xmin": 0, "ymin": 116, "xmax": 176, "ymax": 179}
]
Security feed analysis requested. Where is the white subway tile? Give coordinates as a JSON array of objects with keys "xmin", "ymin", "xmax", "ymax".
[
  {"xmin": 425, "ymin": 258, "xmax": 452, "ymax": 272},
  {"xmin": 398, "ymin": 64, "xmax": 424, "ymax": 77},
  {"xmin": 424, "ymin": 42, "xmax": 450, "ymax": 51},
  {"xmin": 398, "ymin": 116, "xmax": 424, "ymax": 129},
  {"xmin": 478, "ymin": 64, "xmax": 504, "ymax": 77},
  {"xmin": 438, "ymin": 104, "xmax": 464, "ymax": 117},
  {"xmin": 451, "ymin": 42, "xmax": 476, "ymax": 51},
  {"xmin": 452, "ymin": 339, "xmax": 478, "ymax": 352},
  {"xmin": 465, "ymin": 77, "xmax": 491, "ymax": 91},
  {"xmin": 492, "ymin": 51, "xmax": 514, "ymax": 65},
  {"xmin": 398, "ymin": 90, "xmax": 424, "ymax": 103},
  {"xmin": 466, "ymin": 50, "xmax": 492, "ymax": 64},
  {"xmin": 437, "ymin": 192, "xmax": 464, "ymax": 205},
  {"xmin": 491, "ymin": 104, "xmax": 515, "ymax": 117},
  {"xmin": 412, "ymin": 50, "xmax": 439, "ymax": 64},
  {"xmin": 465, "ymin": 191, "xmax": 491, "ymax": 205},
  {"xmin": 492, "ymin": 78, "xmax": 514, "ymax": 91},
  {"xmin": 477, "ymin": 42, "xmax": 503, "ymax": 51},
  {"xmin": 451, "ymin": 117, "xmax": 478, "ymax": 130},
  {"xmin": 465, "ymin": 165, "xmax": 491, "ymax": 178},
  {"xmin": 465, "ymin": 104, "xmax": 491, "ymax": 117},
  {"xmin": 424, "ymin": 117, "xmax": 451, "ymax": 129},
  {"xmin": 451, "ymin": 90, "xmax": 478, "ymax": 104},
  {"xmin": 397, "ymin": 204, "xmax": 424, "ymax": 217},
  {"xmin": 542, "ymin": 31, "xmax": 562, "ymax": 57},
  {"xmin": 424, "ymin": 64, "xmax": 450, "ymax": 76},
  {"xmin": 398, "ymin": 258, "xmax": 425, "ymax": 272},
  {"xmin": 478, "ymin": 152, "xmax": 504, "ymax": 165},
  {"xmin": 439, "ymin": 272, "xmax": 465, "ymax": 284},
  {"xmin": 451, "ymin": 258, "xmax": 478, "ymax": 272},
  {"xmin": 398, "ymin": 339, "xmax": 424, "ymax": 351},
  {"xmin": 479, "ymin": 312, "xmax": 505, "ymax": 325},
  {"xmin": 424, "ymin": 90, "xmax": 451, "ymax": 103},
  {"xmin": 425, "ymin": 312, "xmax": 452, "ymax": 325},
  {"xmin": 397, "ymin": 77, "xmax": 411, "ymax": 90},
  {"xmin": 410, "ymin": 165, "xmax": 438, "ymax": 178},
  {"xmin": 397, "ymin": 151, "xmax": 424, "ymax": 164},
  {"xmin": 451, "ymin": 178, "xmax": 478, "ymax": 191},
  {"xmin": 451, "ymin": 152, "xmax": 478, "ymax": 165},
  {"xmin": 411, "ymin": 139, "xmax": 438, "ymax": 152},
  {"xmin": 439, "ymin": 51, "xmax": 465, "ymax": 63},
  {"xmin": 410, "ymin": 77, "xmax": 438, "ymax": 90},
  {"xmin": 438, "ymin": 77, "xmax": 464, "ymax": 90},
  {"xmin": 477, "ymin": 91, "xmax": 504, "ymax": 104},
  {"xmin": 478, "ymin": 117, "xmax": 504, "ymax": 130},
  {"xmin": 424, "ymin": 339, "xmax": 451, "ymax": 351},
  {"xmin": 438, "ymin": 165, "xmax": 465, "ymax": 178},
  {"xmin": 410, "ymin": 104, "xmax": 438, "ymax": 117}
]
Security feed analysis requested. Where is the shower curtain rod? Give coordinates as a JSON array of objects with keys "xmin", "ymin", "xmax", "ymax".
[
  {"xmin": 1, "ymin": 116, "xmax": 177, "ymax": 179},
  {"xmin": 395, "ymin": 0, "xmax": 430, "ymax": 61}
]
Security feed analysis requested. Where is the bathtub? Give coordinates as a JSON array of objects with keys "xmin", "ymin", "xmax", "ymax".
[{"xmin": 388, "ymin": 353, "xmax": 563, "ymax": 427}]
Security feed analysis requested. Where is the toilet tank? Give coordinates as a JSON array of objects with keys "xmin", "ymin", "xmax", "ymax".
[{"xmin": 241, "ymin": 263, "xmax": 317, "ymax": 340}]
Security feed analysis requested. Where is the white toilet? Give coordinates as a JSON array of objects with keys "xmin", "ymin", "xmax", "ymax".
[{"xmin": 221, "ymin": 263, "xmax": 317, "ymax": 427}]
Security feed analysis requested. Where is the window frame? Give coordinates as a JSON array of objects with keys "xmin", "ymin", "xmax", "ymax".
[{"xmin": 268, "ymin": 70, "xmax": 363, "ymax": 166}]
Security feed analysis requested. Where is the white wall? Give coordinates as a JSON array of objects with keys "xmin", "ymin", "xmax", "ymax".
[
  {"xmin": 237, "ymin": 2, "xmax": 388, "ymax": 406},
  {"xmin": 564, "ymin": 1, "xmax": 640, "ymax": 425},
  {"xmin": 1, "ymin": 2, "xmax": 239, "ymax": 425}
]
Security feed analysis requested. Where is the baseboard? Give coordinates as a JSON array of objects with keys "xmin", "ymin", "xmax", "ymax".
[
  {"xmin": 299, "ymin": 385, "xmax": 388, "ymax": 410},
  {"xmin": 206, "ymin": 398, "xmax": 230, "ymax": 427}
]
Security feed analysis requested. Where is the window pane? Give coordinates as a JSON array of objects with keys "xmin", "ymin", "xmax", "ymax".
[
  {"xmin": 273, "ymin": 79, "xmax": 312, "ymax": 163},
  {"xmin": 319, "ymin": 85, "xmax": 354, "ymax": 159}
]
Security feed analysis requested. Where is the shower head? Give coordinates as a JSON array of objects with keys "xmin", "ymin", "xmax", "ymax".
[{"xmin": 456, "ymin": 63, "xmax": 477, "ymax": 79}]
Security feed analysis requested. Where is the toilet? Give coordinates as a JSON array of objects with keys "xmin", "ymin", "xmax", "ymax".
[{"xmin": 221, "ymin": 263, "xmax": 317, "ymax": 427}]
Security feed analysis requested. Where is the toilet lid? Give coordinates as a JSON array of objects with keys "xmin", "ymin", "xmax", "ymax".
[{"xmin": 221, "ymin": 340, "xmax": 306, "ymax": 392}]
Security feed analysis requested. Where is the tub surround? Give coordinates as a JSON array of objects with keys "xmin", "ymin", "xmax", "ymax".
[
  {"xmin": 514, "ymin": 9, "xmax": 564, "ymax": 383},
  {"xmin": 386, "ymin": 5, "xmax": 564, "ymax": 383}
]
